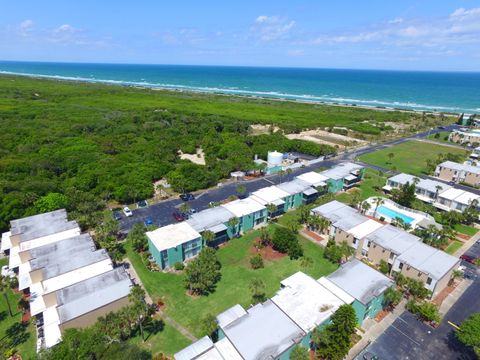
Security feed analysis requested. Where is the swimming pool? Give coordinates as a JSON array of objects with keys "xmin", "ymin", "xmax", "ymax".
[{"xmin": 376, "ymin": 205, "xmax": 415, "ymax": 224}]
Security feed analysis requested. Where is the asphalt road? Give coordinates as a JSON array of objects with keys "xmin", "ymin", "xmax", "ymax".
[
  {"xmin": 357, "ymin": 242, "xmax": 480, "ymax": 360},
  {"xmin": 118, "ymin": 124, "xmax": 461, "ymax": 233}
]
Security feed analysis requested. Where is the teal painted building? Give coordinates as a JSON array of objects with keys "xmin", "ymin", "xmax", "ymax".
[
  {"xmin": 324, "ymin": 259, "xmax": 394, "ymax": 325},
  {"xmin": 147, "ymin": 222, "xmax": 203, "ymax": 269},
  {"xmin": 320, "ymin": 162, "xmax": 365, "ymax": 193},
  {"xmin": 222, "ymin": 197, "xmax": 268, "ymax": 233}
]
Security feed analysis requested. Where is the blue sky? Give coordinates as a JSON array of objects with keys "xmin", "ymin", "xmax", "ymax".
[{"xmin": 1, "ymin": 1, "xmax": 480, "ymax": 71}]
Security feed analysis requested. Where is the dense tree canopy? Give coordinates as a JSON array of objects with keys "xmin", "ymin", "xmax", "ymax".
[
  {"xmin": 456, "ymin": 313, "xmax": 480, "ymax": 356},
  {"xmin": 184, "ymin": 248, "xmax": 222, "ymax": 295}
]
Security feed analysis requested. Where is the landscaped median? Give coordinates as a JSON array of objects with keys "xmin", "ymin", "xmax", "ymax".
[{"xmin": 125, "ymin": 225, "xmax": 338, "ymax": 347}]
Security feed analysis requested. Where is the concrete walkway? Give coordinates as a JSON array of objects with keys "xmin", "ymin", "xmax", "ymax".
[
  {"xmin": 453, "ymin": 229, "xmax": 480, "ymax": 257},
  {"xmin": 346, "ymin": 299, "xmax": 407, "ymax": 360},
  {"xmin": 438, "ymin": 278, "xmax": 473, "ymax": 317},
  {"xmin": 123, "ymin": 259, "xmax": 197, "ymax": 342}
]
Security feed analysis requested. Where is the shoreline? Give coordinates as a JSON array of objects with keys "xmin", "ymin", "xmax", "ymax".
[{"xmin": 0, "ymin": 71, "xmax": 464, "ymax": 117}]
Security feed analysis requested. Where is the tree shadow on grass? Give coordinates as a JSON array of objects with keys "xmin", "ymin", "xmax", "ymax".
[
  {"xmin": 5, "ymin": 322, "xmax": 30, "ymax": 347},
  {"xmin": 0, "ymin": 311, "xmax": 7, "ymax": 322},
  {"xmin": 143, "ymin": 319, "xmax": 165, "ymax": 342}
]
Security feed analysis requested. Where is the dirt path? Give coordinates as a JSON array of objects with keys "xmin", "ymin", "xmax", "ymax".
[{"xmin": 123, "ymin": 259, "xmax": 197, "ymax": 342}]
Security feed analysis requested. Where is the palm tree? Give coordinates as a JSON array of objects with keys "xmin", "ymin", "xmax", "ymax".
[
  {"xmin": 202, "ymin": 230, "xmax": 216, "ymax": 245},
  {"xmin": 236, "ymin": 185, "xmax": 247, "ymax": 196},
  {"xmin": 259, "ymin": 227, "xmax": 271, "ymax": 246},
  {"xmin": 373, "ymin": 197, "xmax": 385, "ymax": 217},
  {"xmin": 227, "ymin": 217, "xmax": 240, "ymax": 236},
  {"xmin": 435, "ymin": 185, "xmax": 443, "ymax": 200},
  {"xmin": 277, "ymin": 170, "xmax": 286, "ymax": 183},
  {"xmin": 266, "ymin": 203, "xmax": 278, "ymax": 221},
  {"xmin": 340, "ymin": 241, "xmax": 355, "ymax": 262},
  {"xmin": 0, "ymin": 275, "xmax": 13, "ymax": 317},
  {"xmin": 361, "ymin": 201, "xmax": 371, "ymax": 215},
  {"xmin": 318, "ymin": 217, "xmax": 331, "ymax": 234},
  {"xmin": 179, "ymin": 202, "xmax": 191, "ymax": 215},
  {"xmin": 387, "ymin": 153, "xmax": 395, "ymax": 164}
]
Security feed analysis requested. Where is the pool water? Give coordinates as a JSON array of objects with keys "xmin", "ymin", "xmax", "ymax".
[{"xmin": 376, "ymin": 205, "xmax": 415, "ymax": 224}]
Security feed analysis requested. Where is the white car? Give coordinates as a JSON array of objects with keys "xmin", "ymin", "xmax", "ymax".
[
  {"xmin": 1, "ymin": 265, "xmax": 15, "ymax": 278},
  {"xmin": 123, "ymin": 206, "xmax": 133, "ymax": 217}
]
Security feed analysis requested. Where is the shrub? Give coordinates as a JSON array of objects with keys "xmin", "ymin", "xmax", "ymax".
[
  {"xmin": 250, "ymin": 254, "xmax": 264, "ymax": 269},
  {"xmin": 379, "ymin": 260, "xmax": 389, "ymax": 275},
  {"xmin": 174, "ymin": 262, "xmax": 185, "ymax": 271},
  {"xmin": 271, "ymin": 227, "xmax": 303, "ymax": 259},
  {"xmin": 407, "ymin": 300, "xmax": 440, "ymax": 323}
]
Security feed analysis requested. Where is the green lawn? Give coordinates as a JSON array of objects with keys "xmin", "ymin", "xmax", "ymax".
[
  {"xmin": 126, "ymin": 226, "xmax": 337, "ymax": 342},
  {"xmin": 359, "ymin": 140, "xmax": 468, "ymax": 176},
  {"xmin": 335, "ymin": 168, "xmax": 388, "ymax": 204},
  {"xmin": 128, "ymin": 321, "xmax": 191, "ymax": 356},
  {"xmin": 427, "ymin": 131, "xmax": 451, "ymax": 143},
  {"xmin": 445, "ymin": 240, "xmax": 463, "ymax": 255},
  {"xmin": 0, "ymin": 259, "xmax": 36, "ymax": 360},
  {"xmin": 453, "ymin": 224, "xmax": 478, "ymax": 237}
]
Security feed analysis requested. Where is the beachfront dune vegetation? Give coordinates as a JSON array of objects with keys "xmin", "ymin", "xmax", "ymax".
[{"xmin": 0, "ymin": 75, "xmax": 435, "ymax": 230}]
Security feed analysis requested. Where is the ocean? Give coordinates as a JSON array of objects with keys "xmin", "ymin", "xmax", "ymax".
[{"xmin": 0, "ymin": 61, "xmax": 479, "ymax": 114}]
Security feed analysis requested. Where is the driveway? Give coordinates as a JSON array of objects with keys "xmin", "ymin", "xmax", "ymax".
[{"xmin": 356, "ymin": 241, "xmax": 480, "ymax": 360}]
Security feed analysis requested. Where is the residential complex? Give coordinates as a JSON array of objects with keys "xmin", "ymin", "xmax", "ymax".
[
  {"xmin": 384, "ymin": 172, "xmax": 480, "ymax": 212},
  {"xmin": 311, "ymin": 201, "xmax": 460, "ymax": 297},
  {"xmin": 435, "ymin": 161, "xmax": 480, "ymax": 187},
  {"xmin": 148, "ymin": 163, "xmax": 365, "ymax": 270},
  {"xmin": 1, "ymin": 210, "xmax": 132, "ymax": 350},
  {"xmin": 175, "ymin": 262, "xmax": 392, "ymax": 360},
  {"xmin": 449, "ymin": 128, "xmax": 480, "ymax": 145}
]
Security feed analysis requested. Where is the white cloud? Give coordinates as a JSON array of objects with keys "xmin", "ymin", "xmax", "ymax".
[
  {"xmin": 252, "ymin": 15, "xmax": 295, "ymax": 42},
  {"xmin": 18, "ymin": 19, "xmax": 33, "ymax": 36},
  {"xmin": 388, "ymin": 18, "xmax": 404, "ymax": 24}
]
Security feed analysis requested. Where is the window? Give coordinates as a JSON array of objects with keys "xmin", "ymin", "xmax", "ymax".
[
  {"xmin": 418, "ymin": 272, "xmax": 422, "ymax": 277},
  {"xmin": 382, "ymin": 249, "xmax": 385, "ymax": 253},
  {"xmin": 389, "ymin": 253, "xmax": 394, "ymax": 260},
  {"xmin": 426, "ymin": 277, "xmax": 432, "ymax": 285},
  {"xmin": 399, "ymin": 262, "xmax": 404, "ymax": 270}
]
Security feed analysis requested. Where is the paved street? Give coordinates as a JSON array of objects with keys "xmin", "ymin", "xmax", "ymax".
[
  {"xmin": 356, "ymin": 241, "xmax": 480, "ymax": 360},
  {"xmin": 118, "ymin": 124, "xmax": 461, "ymax": 233}
]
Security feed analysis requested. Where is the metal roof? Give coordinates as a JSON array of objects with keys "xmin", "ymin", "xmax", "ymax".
[
  {"xmin": 326, "ymin": 259, "xmax": 394, "ymax": 305},
  {"xmin": 174, "ymin": 337, "xmax": 214, "ymax": 360}
]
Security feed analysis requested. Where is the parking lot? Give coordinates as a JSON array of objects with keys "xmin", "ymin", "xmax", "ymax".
[{"xmin": 357, "ymin": 241, "xmax": 480, "ymax": 360}]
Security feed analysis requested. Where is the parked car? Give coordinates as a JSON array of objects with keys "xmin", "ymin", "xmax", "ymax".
[
  {"xmin": 173, "ymin": 211, "xmax": 184, "ymax": 222},
  {"xmin": 144, "ymin": 217, "xmax": 153, "ymax": 226},
  {"xmin": 112, "ymin": 211, "xmax": 122, "ymax": 221},
  {"xmin": 460, "ymin": 254, "xmax": 477, "ymax": 264},
  {"xmin": 363, "ymin": 352, "xmax": 379, "ymax": 360},
  {"xmin": 123, "ymin": 206, "xmax": 133, "ymax": 217},
  {"xmin": 137, "ymin": 200, "xmax": 148, "ymax": 208},
  {"xmin": 180, "ymin": 193, "xmax": 195, "ymax": 201}
]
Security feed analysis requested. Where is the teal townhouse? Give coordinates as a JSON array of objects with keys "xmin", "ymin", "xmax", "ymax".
[
  {"xmin": 276, "ymin": 179, "xmax": 319, "ymax": 206},
  {"xmin": 320, "ymin": 259, "xmax": 394, "ymax": 325},
  {"xmin": 186, "ymin": 206, "xmax": 237, "ymax": 247},
  {"xmin": 147, "ymin": 222, "xmax": 203, "ymax": 270},
  {"xmin": 319, "ymin": 162, "xmax": 365, "ymax": 193},
  {"xmin": 250, "ymin": 185, "xmax": 291, "ymax": 217},
  {"xmin": 221, "ymin": 197, "xmax": 267, "ymax": 233},
  {"xmin": 295, "ymin": 171, "xmax": 329, "ymax": 198}
]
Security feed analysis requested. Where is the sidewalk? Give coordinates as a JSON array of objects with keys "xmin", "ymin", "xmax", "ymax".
[
  {"xmin": 438, "ymin": 278, "xmax": 473, "ymax": 317},
  {"xmin": 123, "ymin": 259, "xmax": 197, "ymax": 342},
  {"xmin": 453, "ymin": 229, "xmax": 480, "ymax": 257},
  {"xmin": 346, "ymin": 299, "xmax": 407, "ymax": 360}
]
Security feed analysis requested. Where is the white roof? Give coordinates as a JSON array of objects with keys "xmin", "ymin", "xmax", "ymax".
[
  {"xmin": 396, "ymin": 242, "xmax": 460, "ymax": 280},
  {"xmin": 29, "ymin": 282, "xmax": 47, "ymax": 315},
  {"xmin": 18, "ymin": 228, "xmax": 81, "ymax": 252},
  {"xmin": 147, "ymin": 222, "xmax": 201, "ymax": 252},
  {"xmin": 8, "ymin": 245, "xmax": 21, "ymax": 269},
  {"xmin": 1, "ymin": 231, "xmax": 12, "ymax": 252},
  {"xmin": 250, "ymin": 186, "xmax": 289, "ymax": 205},
  {"xmin": 296, "ymin": 171, "xmax": 329, "ymax": 187},
  {"xmin": 222, "ymin": 197, "xmax": 266, "ymax": 218},
  {"xmin": 174, "ymin": 336, "xmax": 214, "ymax": 360},
  {"xmin": 217, "ymin": 304, "xmax": 248, "ymax": 329},
  {"xmin": 317, "ymin": 277, "xmax": 355, "ymax": 304},
  {"xmin": 214, "ymin": 337, "xmax": 243, "ymax": 360},
  {"xmin": 437, "ymin": 161, "xmax": 480, "ymax": 175},
  {"xmin": 439, "ymin": 188, "xmax": 467, "ymax": 201},
  {"xmin": 271, "ymin": 272, "xmax": 346, "ymax": 333},
  {"xmin": 44, "ymin": 320, "xmax": 62, "ymax": 348},
  {"xmin": 454, "ymin": 191, "xmax": 480, "ymax": 206},
  {"xmin": 348, "ymin": 219, "xmax": 384, "ymax": 239},
  {"xmin": 42, "ymin": 258, "xmax": 113, "ymax": 295}
]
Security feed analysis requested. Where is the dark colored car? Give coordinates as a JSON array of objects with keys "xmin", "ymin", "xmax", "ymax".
[
  {"xmin": 173, "ymin": 211, "xmax": 185, "ymax": 222},
  {"xmin": 144, "ymin": 217, "xmax": 153, "ymax": 226},
  {"xmin": 460, "ymin": 254, "xmax": 477, "ymax": 264},
  {"xmin": 180, "ymin": 193, "xmax": 195, "ymax": 201},
  {"xmin": 363, "ymin": 352, "xmax": 379, "ymax": 360},
  {"xmin": 112, "ymin": 211, "xmax": 122, "ymax": 221},
  {"xmin": 137, "ymin": 200, "xmax": 148, "ymax": 208}
]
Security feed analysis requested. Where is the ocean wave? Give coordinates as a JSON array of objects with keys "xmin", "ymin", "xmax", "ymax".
[{"xmin": 0, "ymin": 70, "xmax": 476, "ymax": 113}]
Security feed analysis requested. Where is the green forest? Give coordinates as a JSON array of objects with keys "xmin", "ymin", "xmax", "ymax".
[{"xmin": 0, "ymin": 75, "xmax": 431, "ymax": 230}]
